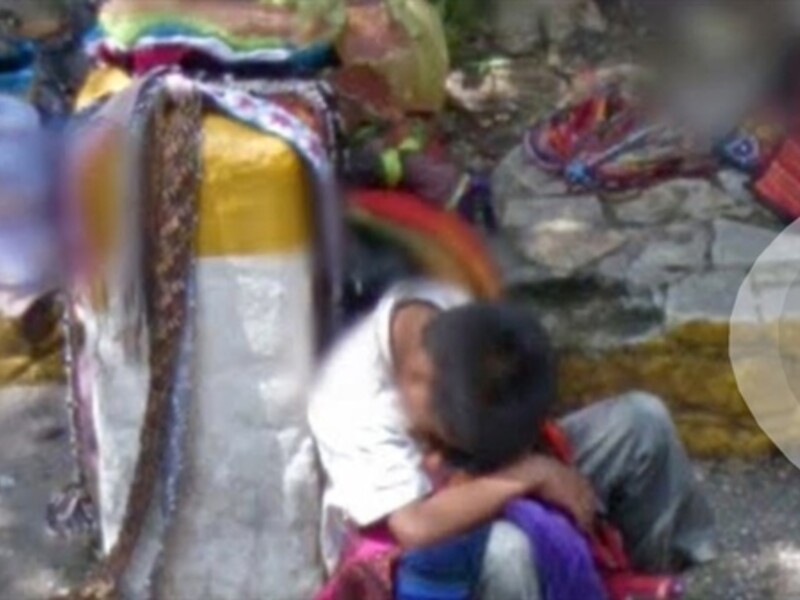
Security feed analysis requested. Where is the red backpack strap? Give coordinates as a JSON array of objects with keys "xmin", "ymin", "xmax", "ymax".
[{"xmin": 540, "ymin": 420, "xmax": 574, "ymax": 464}]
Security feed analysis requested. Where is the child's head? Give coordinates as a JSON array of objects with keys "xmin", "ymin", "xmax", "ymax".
[{"xmin": 393, "ymin": 301, "xmax": 556, "ymax": 475}]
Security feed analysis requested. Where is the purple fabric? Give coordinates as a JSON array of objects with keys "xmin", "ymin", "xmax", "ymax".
[{"xmin": 505, "ymin": 500, "xmax": 608, "ymax": 600}]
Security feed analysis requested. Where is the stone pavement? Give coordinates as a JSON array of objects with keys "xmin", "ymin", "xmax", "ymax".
[
  {"xmin": 0, "ymin": 386, "xmax": 92, "ymax": 599},
  {"xmin": 687, "ymin": 456, "xmax": 800, "ymax": 600}
]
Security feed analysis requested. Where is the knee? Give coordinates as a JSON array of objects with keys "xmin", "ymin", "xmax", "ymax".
[
  {"xmin": 486, "ymin": 521, "xmax": 530, "ymax": 559},
  {"xmin": 623, "ymin": 392, "xmax": 672, "ymax": 425},
  {"xmin": 480, "ymin": 522, "xmax": 539, "ymax": 599},
  {"xmin": 618, "ymin": 392, "xmax": 675, "ymax": 452}
]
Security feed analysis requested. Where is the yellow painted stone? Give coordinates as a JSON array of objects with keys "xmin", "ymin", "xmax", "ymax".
[
  {"xmin": 198, "ymin": 115, "xmax": 312, "ymax": 256},
  {"xmin": 76, "ymin": 72, "xmax": 313, "ymax": 260}
]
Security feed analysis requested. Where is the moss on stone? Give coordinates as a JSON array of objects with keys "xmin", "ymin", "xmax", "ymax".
[
  {"xmin": 0, "ymin": 314, "xmax": 64, "ymax": 387},
  {"xmin": 559, "ymin": 321, "xmax": 776, "ymax": 458}
]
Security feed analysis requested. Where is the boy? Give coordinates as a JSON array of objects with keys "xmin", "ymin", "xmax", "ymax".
[{"xmin": 309, "ymin": 279, "xmax": 716, "ymax": 598}]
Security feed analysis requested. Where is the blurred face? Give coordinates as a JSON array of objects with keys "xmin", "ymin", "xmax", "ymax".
[
  {"xmin": 391, "ymin": 303, "xmax": 441, "ymax": 440},
  {"xmin": 395, "ymin": 343, "xmax": 472, "ymax": 486},
  {"xmin": 395, "ymin": 343, "xmax": 438, "ymax": 438}
]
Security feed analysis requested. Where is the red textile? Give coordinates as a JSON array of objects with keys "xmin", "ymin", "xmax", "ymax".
[
  {"xmin": 525, "ymin": 88, "xmax": 716, "ymax": 192},
  {"xmin": 315, "ymin": 527, "xmax": 399, "ymax": 600},
  {"xmin": 348, "ymin": 189, "xmax": 501, "ymax": 299},
  {"xmin": 755, "ymin": 137, "xmax": 800, "ymax": 221}
]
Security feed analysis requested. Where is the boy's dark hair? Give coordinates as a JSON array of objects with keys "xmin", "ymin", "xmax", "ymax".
[{"xmin": 422, "ymin": 302, "xmax": 557, "ymax": 474}]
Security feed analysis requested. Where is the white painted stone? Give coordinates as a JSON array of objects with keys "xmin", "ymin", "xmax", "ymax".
[{"xmin": 89, "ymin": 253, "xmax": 323, "ymax": 600}]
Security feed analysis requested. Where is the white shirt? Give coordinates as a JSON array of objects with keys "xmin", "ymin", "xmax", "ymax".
[{"xmin": 308, "ymin": 279, "xmax": 471, "ymax": 571}]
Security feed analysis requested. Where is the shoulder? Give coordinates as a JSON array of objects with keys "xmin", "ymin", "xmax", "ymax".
[
  {"xmin": 308, "ymin": 279, "xmax": 471, "ymax": 436},
  {"xmin": 380, "ymin": 278, "xmax": 473, "ymax": 313}
]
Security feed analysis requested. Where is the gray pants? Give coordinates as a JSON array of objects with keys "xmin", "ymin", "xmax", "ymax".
[{"xmin": 479, "ymin": 392, "xmax": 717, "ymax": 600}]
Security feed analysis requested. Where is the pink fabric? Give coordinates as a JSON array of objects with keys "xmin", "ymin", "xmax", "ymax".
[{"xmin": 315, "ymin": 527, "xmax": 398, "ymax": 600}]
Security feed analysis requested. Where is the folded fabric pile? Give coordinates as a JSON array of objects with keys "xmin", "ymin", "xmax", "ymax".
[
  {"xmin": 84, "ymin": 0, "xmax": 473, "ymax": 215},
  {"xmin": 89, "ymin": 0, "xmax": 448, "ymax": 114},
  {"xmin": 98, "ymin": 1, "xmax": 340, "ymax": 57},
  {"xmin": 87, "ymin": 0, "xmax": 341, "ymax": 80}
]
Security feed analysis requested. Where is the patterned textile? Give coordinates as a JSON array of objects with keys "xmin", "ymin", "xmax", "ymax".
[
  {"xmin": 524, "ymin": 87, "xmax": 716, "ymax": 192},
  {"xmin": 59, "ymin": 76, "xmax": 158, "ymax": 503},
  {"xmin": 230, "ymin": 78, "xmax": 343, "ymax": 165},
  {"xmin": 55, "ymin": 74, "xmax": 203, "ymax": 600},
  {"xmin": 91, "ymin": 36, "xmax": 335, "ymax": 76},
  {"xmin": 63, "ymin": 68, "xmax": 340, "ymax": 597},
  {"xmin": 48, "ymin": 294, "xmax": 98, "ymax": 540},
  {"xmin": 99, "ymin": 0, "xmax": 346, "ymax": 51},
  {"xmin": 71, "ymin": 66, "xmax": 345, "ymax": 337},
  {"xmin": 348, "ymin": 189, "xmax": 501, "ymax": 299}
]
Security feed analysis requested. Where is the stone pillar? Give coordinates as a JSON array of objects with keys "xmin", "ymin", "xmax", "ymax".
[{"xmin": 76, "ymin": 90, "xmax": 324, "ymax": 598}]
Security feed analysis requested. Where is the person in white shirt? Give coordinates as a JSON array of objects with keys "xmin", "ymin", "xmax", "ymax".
[{"xmin": 309, "ymin": 279, "xmax": 716, "ymax": 598}]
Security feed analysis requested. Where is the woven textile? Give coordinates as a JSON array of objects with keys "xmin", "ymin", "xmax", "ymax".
[{"xmin": 57, "ymin": 76, "xmax": 202, "ymax": 600}]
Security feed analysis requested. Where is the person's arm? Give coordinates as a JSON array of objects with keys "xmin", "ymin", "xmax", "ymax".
[{"xmin": 388, "ymin": 453, "xmax": 595, "ymax": 549}]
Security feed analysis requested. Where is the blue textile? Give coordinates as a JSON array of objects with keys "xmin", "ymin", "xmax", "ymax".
[
  {"xmin": 396, "ymin": 526, "xmax": 491, "ymax": 600},
  {"xmin": 395, "ymin": 500, "xmax": 607, "ymax": 600}
]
